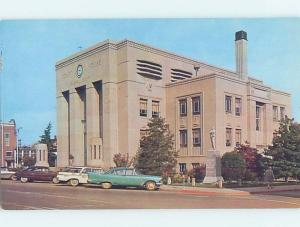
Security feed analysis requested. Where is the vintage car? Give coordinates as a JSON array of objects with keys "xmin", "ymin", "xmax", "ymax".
[
  {"xmin": 53, "ymin": 166, "xmax": 104, "ymax": 187},
  {"xmin": 87, "ymin": 167, "xmax": 162, "ymax": 191},
  {"xmin": 15, "ymin": 166, "xmax": 57, "ymax": 183},
  {"xmin": 0, "ymin": 167, "xmax": 16, "ymax": 180}
]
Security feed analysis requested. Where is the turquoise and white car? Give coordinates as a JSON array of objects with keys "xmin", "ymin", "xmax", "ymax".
[{"xmin": 88, "ymin": 167, "xmax": 162, "ymax": 191}]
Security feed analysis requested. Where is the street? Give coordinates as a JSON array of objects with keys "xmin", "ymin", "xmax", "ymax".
[{"xmin": 1, "ymin": 180, "xmax": 300, "ymax": 209}]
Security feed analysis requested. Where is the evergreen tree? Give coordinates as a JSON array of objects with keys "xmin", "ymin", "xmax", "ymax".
[
  {"xmin": 134, "ymin": 117, "xmax": 177, "ymax": 176},
  {"xmin": 221, "ymin": 151, "xmax": 246, "ymax": 182},
  {"xmin": 264, "ymin": 117, "xmax": 300, "ymax": 181},
  {"xmin": 39, "ymin": 122, "xmax": 57, "ymax": 167},
  {"xmin": 39, "ymin": 122, "xmax": 52, "ymax": 149}
]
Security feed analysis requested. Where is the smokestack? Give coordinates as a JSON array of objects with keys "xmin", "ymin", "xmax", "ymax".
[{"xmin": 235, "ymin": 30, "xmax": 248, "ymax": 78}]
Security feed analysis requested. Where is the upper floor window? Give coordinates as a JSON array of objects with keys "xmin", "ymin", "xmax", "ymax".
[
  {"xmin": 256, "ymin": 105, "xmax": 261, "ymax": 131},
  {"xmin": 273, "ymin": 106, "xmax": 278, "ymax": 121},
  {"xmin": 152, "ymin": 100, "xmax": 160, "ymax": 118},
  {"xmin": 139, "ymin": 98, "xmax": 147, "ymax": 117},
  {"xmin": 192, "ymin": 128, "xmax": 201, "ymax": 147},
  {"xmin": 180, "ymin": 129, "xmax": 187, "ymax": 147},
  {"xmin": 235, "ymin": 129, "xmax": 242, "ymax": 146},
  {"xmin": 192, "ymin": 96, "xmax": 200, "ymax": 115},
  {"xmin": 280, "ymin": 107, "xmax": 285, "ymax": 121},
  {"xmin": 225, "ymin": 95, "xmax": 232, "ymax": 113},
  {"xmin": 226, "ymin": 128, "xmax": 232, "ymax": 146},
  {"xmin": 179, "ymin": 99, "xmax": 187, "ymax": 117},
  {"xmin": 140, "ymin": 129, "xmax": 148, "ymax": 139},
  {"xmin": 4, "ymin": 133, "xmax": 10, "ymax": 147},
  {"xmin": 6, "ymin": 151, "xmax": 13, "ymax": 157},
  {"xmin": 235, "ymin": 98, "xmax": 242, "ymax": 116}
]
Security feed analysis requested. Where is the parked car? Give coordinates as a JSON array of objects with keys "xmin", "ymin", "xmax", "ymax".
[
  {"xmin": 53, "ymin": 166, "xmax": 104, "ymax": 187},
  {"xmin": 87, "ymin": 167, "xmax": 162, "ymax": 191},
  {"xmin": 15, "ymin": 166, "xmax": 57, "ymax": 183},
  {"xmin": 0, "ymin": 167, "xmax": 16, "ymax": 180}
]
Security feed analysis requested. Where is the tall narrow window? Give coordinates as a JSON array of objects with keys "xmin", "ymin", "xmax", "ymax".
[
  {"xmin": 90, "ymin": 145, "xmax": 93, "ymax": 159},
  {"xmin": 235, "ymin": 129, "xmax": 242, "ymax": 146},
  {"xmin": 152, "ymin": 100, "xmax": 160, "ymax": 118},
  {"xmin": 280, "ymin": 107, "xmax": 285, "ymax": 120},
  {"xmin": 4, "ymin": 133, "xmax": 10, "ymax": 146},
  {"xmin": 192, "ymin": 96, "xmax": 200, "ymax": 115},
  {"xmin": 180, "ymin": 130, "xmax": 187, "ymax": 147},
  {"xmin": 235, "ymin": 97, "xmax": 242, "ymax": 116},
  {"xmin": 225, "ymin": 95, "xmax": 232, "ymax": 113},
  {"xmin": 179, "ymin": 163, "xmax": 187, "ymax": 173},
  {"xmin": 226, "ymin": 128, "xmax": 232, "ymax": 146},
  {"xmin": 179, "ymin": 99, "xmax": 187, "ymax": 116},
  {"xmin": 98, "ymin": 145, "xmax": 101, "ymax": 159},
  {"xmin": 256, "ymin": 106, "xmax": 261, "ymax": 131},
  {"xmin": 192, "ymin": 128, "xmax": 201, "ymax": 147},
  {"xmin": 39, "ymin": 150, "xmax": 42, "ymax": 161},
  {"xmin": 94, "ymin": 145, "xmax": 97, "ymax": 159},
  {"xmin": 139, "ymin": 98, "xmax": 147, "ymax": 117},
  {"xmin": 273, "ymin": 106, "xmax": 278, "ymax": 121}
]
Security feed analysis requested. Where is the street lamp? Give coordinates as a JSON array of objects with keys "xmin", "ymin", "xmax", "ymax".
[
  {"xmin": 194, "ymin": 65, "xmax": 200, "ymax": 77},
  {"xmin": 16, "ymin": 127, "xmax": 22, "ymax": 167}
]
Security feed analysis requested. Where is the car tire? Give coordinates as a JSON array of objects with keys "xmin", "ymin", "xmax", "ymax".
[
  {"xmin": 11, "ymin": 175, "xmax": 17, "ymax": 181},
  {"xmin": 145, "ymin": 181, "xmax": 156, "ymax": 191},
  {"xmin": 20, "ymin": 177, "xmax": 29, "ymax": 183},
  {"xmin": 69, "ymin": 179, "xmax": 79, "ymax": 187},
  {"xmin": 52, "ymin": 177, "xmax": 59, "ymax": 184},
  {"xmin": 102, "ymin": 182, "xmax": 112, "ymax": 189}
]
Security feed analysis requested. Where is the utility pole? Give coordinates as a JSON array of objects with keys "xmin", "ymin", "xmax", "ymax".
[{"xmin": 0, "ymin": 50, "xmax": 4, "ymax": 166}]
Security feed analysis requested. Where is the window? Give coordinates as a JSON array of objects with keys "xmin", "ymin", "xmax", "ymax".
[
  {"xmin": 39, "ymin": 150, "xmax": 42, "ymax": 161},
  {"xmin": 280, "ymin": 107, "xmax": 285, "ymax": 120},
  {"xmin": 139, "ymin": 98, "xmax": 147, "ymax": 117},
  {"xmin": 273, "ymin": 106, "xmax": 278, "ymax": 121},
  {"xmin": 43, "ymin": 150, "xmax": 45, "ymax": 161},
  {"xmin": 152, "ymin": 100, "xmax": 160, "ymax": 118},
  {"xmin": 4, "ymin": 133, "xmax": 10, "ymax": 146},
  {"xmin": 192, "ymin": 96, "xmax": 200, "ymax": 115},
  {"xmin": 225, "ymin": 95, "xmax": 232, "ymax": 113},
  {"xmin": 94, "ymin": 145, "xmax": 96, "ymax": 159},
  {"xmin": 6, "ymin": 151, "xmax": 12, "ymax": 157},
  {"xmin": 140, "ymin": 129, "xmax": 148, "ymax": 139},
  {"xmin": 179, "ymin": 163, "xmax": 187, "ymax": 173},
  {"xmin": 226, "ymin": 128, "xmax": 232, "ymax": 146},
  {"xmin": 235, "ymin": 98, "xmax": 242, "ymax": 116},
  {"xmin": 192, "ymin": 163, "xmax": 200, "ymax": 169},
  {"xmin": 98, "ymin": 145, "xmax": 101, "ymax": 159},
  {"xmin": 273, "ymin": 132, "xmax": 278, "ymax": 138},
  {"xmin": 256, "ymin": 106, "xmax": 261, "ymax": 131},
  {"xmin": 192, "ymin": 128, "xmax": 201, "ymax": 147},
  {"xmin": 125, "ymin": 169, "xmax": 134, "ymax": 176},
  {"xmin": 235, "ymin": 129, "xmax": 242, "ymax": 146},
  {"xmin": 179, "ymin": 99, "xmax": 187, "ymax": 116},
  {"xmin": 180, "ymin": 130, "xmax": 187, "ymax": 147},
  {"xmin": 114, "ymin": 169, "xmax": 126, "ymax": 175}
]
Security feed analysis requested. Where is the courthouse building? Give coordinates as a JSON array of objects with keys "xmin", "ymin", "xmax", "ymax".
[{"xmin": 56, "ymin": 31, "xmax": 291, "ymax": 171}]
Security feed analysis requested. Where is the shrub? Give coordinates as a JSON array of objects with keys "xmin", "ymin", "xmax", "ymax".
[
  {"xmin": 221, "ymin": 152, "xmax": 246, "ymax": 182},
  {"xmin": 188, "ymin": 165, "xmax": 206, "ymax": 182}
]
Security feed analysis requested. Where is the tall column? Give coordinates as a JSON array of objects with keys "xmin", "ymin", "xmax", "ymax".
[
  {"xmin": 247, "ymin": 99, "xmax": 257, "ymax": 147},
  {"xmin": 57, "ymin": 92, "xmax": 70, "ymax": 167},
  {"xmin": 69, "ymin": 88, "xmax": 84, "ymax": 166},
  {"xmin": 86, "ymin": 82, "xmax": 102, "ymax": 166},
  {"xmin": 102, "ymin": 82, "xmax": 118, "ymax": 168},
  {"xmin": 264, "ymin": 103, "xmax": 273, "ymax": 145}
]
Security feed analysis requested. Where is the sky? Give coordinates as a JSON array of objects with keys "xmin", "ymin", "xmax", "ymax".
[{"xmin": 0, "ymin": 18, "xmax": 299, "ymax": 145}]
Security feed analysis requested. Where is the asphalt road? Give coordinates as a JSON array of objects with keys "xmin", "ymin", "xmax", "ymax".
[{"xmin": 1, "ymin": 180, "xmax": 300, "ymax": 209}]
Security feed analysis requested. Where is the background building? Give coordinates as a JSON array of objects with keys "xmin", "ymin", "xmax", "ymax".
[
  {"xmin": 0, "ymin": 119, "xmax": 16, "ymax": 167},
  {"xmin": 56, "ymin": 31, "xmax": 291, "ymax": 170}
]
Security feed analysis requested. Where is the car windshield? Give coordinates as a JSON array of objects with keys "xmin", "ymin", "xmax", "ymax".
[{"xmin": 62, "ymin": 167, "xmax": 82, "ymax": 173}]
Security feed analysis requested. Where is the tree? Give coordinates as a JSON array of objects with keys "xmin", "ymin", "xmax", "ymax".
[
  {"xmin": 264, "ymin": 117, "xmax": 300, "ymax": 181},
  {"xmin": 134, "ymin": 117, "xmax": 177, "ymax": 176},
  {"xmin": 39, "ymin": 122, "xmax": 52, "ymax": 148},
  {"xmin": 234, "ymin": 144, "xmax": 266, "ymax": 180},
  {"xmin": 221, "ymin": 152, "xmax": 246, "ymax": 182},
  {"xmin": 113, "ymin": 153, "xmax": 133, "ymax": 167},
  {"xmin": 39, "ymin": 122, "xmax": 57, "ymax": 167}
]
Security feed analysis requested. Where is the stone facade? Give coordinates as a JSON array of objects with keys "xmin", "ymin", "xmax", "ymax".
[{"xmin": 56, "ymin": 31, "xmax": 291, "ymax": 171}]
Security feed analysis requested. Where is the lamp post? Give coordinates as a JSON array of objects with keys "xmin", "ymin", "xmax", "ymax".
[
  {"xmin": 16, "ymin": 127, "xmax": 22, "ymax": 167},
  {"xmin": 194, "ymin": 65, "xmax": 200, "ymax": 77}
]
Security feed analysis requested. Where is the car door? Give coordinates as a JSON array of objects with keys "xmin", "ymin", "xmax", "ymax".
[
  {"xmin": 111, "ymin": 169, "xmax": 126, "ymax": 185},
  {"xmin": 80, "ymin": 168, "xmax": 91, "ymax": 183},
  {"xmin": 31, "ymin": 167, "xmax": 44, "ymax": 181},
  {"xmin": 125, "ymin": 169, "xmax": 143, "ymax": 186}
]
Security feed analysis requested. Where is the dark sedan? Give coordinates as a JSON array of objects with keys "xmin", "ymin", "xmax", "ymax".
[{"xmin": 15, "ymin": 166, "xmax": 57, "ymax": 183}]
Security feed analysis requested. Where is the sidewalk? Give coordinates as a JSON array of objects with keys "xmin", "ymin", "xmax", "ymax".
[{"xmin": 160, "ymin": 184, "xmax": 300, "ymax": 196}]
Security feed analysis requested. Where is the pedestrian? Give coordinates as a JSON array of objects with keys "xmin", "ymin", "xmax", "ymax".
[{"xmin": 264, "ymin": 167, "xmax": 275, "ymax": 190}]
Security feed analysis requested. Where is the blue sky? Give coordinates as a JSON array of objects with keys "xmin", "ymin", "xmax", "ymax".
[{"xmin": 1, "ymin": 19, "xmax": 299, "ymax": 145}]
